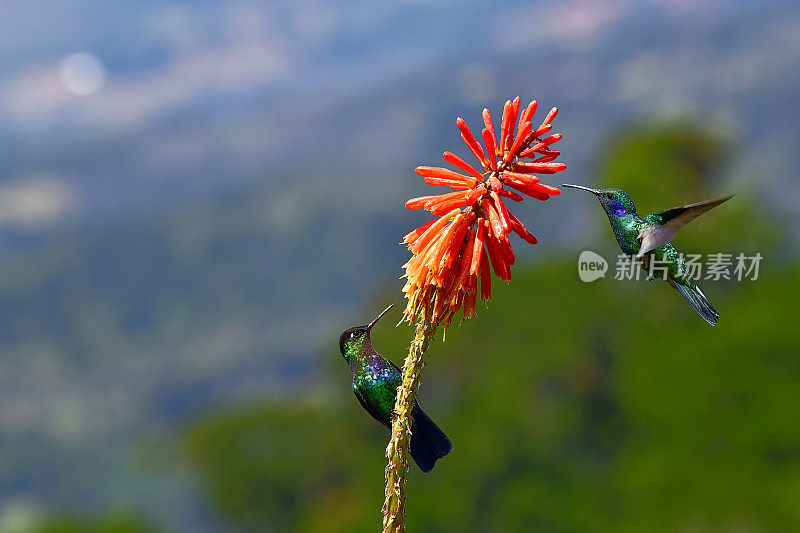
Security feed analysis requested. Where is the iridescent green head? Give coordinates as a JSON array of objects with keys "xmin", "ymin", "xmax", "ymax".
[
  {"xmin": 562, "ymin": 184, "xmax": 637, "ymax": 218},
  {"xmin": 339, "ymin": 304, "xmax": 393, "ymax": 363}
]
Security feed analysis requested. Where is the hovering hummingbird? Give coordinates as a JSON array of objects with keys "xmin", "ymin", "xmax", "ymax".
[
  {"xmin": 339, "ymin": 304, "xmax": 452, "ymax": 472},
  {"xmin": 562, "ymin": 184, "xmax": 733, "ymax": 326}
]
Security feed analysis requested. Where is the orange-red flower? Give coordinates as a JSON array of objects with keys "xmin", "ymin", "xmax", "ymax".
[{"xmin": 402, "ymin": 96, "xmax": 565, "ymax": 327}]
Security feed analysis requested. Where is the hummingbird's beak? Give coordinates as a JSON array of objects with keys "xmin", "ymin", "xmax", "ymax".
[
  {"xmin": 367, "ymin": 304, "xmax": 394, "ymax": 331},
  {"xmin": 561, "ymin": 184, "xmax": 600, "ymax": 195}
]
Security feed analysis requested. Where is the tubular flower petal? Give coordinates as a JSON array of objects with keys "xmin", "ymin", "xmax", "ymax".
[
  {"xmin": 497, "ymin": 188, "xmax": 524, "ymax": 202},
  {"xmin": 481, "ymin": 109, "xmax": 498, "ymax": 155},
  {"xmin": 470, "ymin": 221, "xmax": 486, "ymax": 277},
  {"xmin": 479, "ymin": 246, "xmax": 492, "ymax": 301},
  {"xmin": 519, "ymin": 100, "xmax": 537, "ymax": 127},
  {"xmin": 442, "ymin": 151, "xmax": 484, "ymax": 180},
  {"xmin": 405, "ymin": 195, "xmax": 438, "ymax": 210},
  {"xmin": 402, "ymin": 96, "xmax": 567, "ymax": 326},
  {"xmin": 481, "ymin": 128, "xmax": 499, "ymax": 170}
]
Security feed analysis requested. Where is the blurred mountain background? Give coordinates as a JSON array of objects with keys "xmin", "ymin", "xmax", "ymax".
[{"xmin": 0, "ymin": 1, "xmax": 798, "ymax": 531}]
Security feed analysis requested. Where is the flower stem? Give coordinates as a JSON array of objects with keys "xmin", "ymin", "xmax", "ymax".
[{"xmin": 382, "ymin": 318, "xmax": 435, "ymax": 533}]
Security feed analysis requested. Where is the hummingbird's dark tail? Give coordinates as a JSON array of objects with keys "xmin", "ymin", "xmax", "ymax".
[
  {"xmin": 669, "ymin": 279, "xmax": 720, "ymax": 326},
  {"xmin": 410, "ymin": 404, "xmax": 452, "ymax": 473}
]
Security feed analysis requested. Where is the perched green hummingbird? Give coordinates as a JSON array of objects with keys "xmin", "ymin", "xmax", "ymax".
[
  {"xmin": 339, "ymin": 304, "xmax": 452, "ymax": 472},
  {"xmin": 562, "ymin": 184, "xmax": 733, "ymax": 326}
]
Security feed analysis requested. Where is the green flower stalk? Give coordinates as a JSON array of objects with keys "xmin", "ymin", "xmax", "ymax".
[{"xmin": 382, "ymin": 319, "xmax": 435, "ymax": 532}]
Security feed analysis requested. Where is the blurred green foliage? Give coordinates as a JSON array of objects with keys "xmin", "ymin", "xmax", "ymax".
[
  {"xmin": 31, "ymin": 512, "xmax": 154, "ymax": 533},
  {"xmin": 179, "ymin": 124, "xmax": 800, "ymax": 531},
  {"xmin": 182, "ymin": 263, "xmax": 800, "ymax": 532},
  {"xmin": 599, "ymin": 122, "xmax": 726, "ymax": 201}
]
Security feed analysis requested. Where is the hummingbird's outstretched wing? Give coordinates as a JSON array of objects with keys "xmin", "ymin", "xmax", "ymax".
[{"xmin": 636, "ymin": 195, "xmax": 733, "ymax": 257}]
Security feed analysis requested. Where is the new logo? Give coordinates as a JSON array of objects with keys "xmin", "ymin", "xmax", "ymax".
[{"xmin": 578, "ymin": 250, "xmax": 608, "ymax": 282}]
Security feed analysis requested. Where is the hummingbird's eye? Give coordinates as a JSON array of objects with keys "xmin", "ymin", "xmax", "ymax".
[
  {"xmin": 350, "ymin": 331, "xmax": 360, "ymax": 339},
  {"xmin": 605, "ymin": 193, "xmax": 615, "ymax": 200}
]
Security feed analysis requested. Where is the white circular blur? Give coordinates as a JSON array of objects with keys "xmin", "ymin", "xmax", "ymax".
[{"xmin": 58, "ymin": 53, "xmax": 106, "ymax": 96}]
